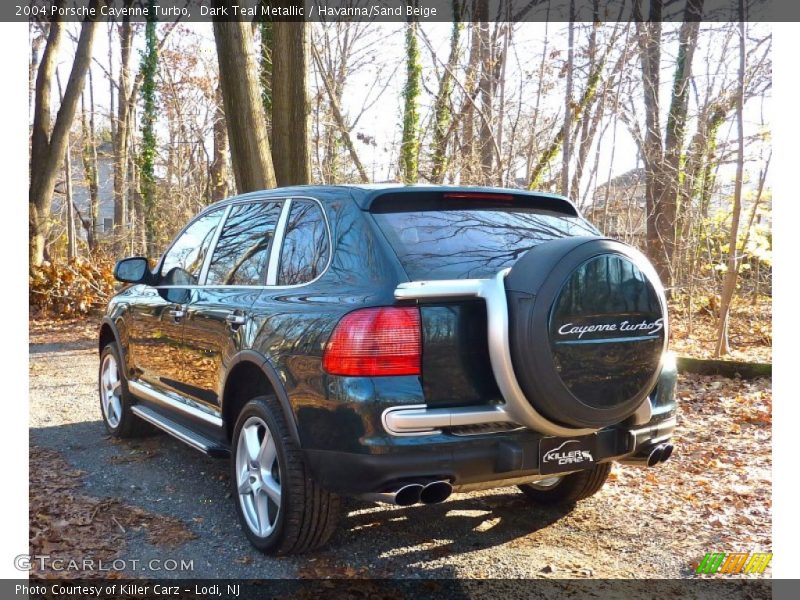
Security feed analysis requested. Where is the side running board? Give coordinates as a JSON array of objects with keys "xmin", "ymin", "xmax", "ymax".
[{"xmin": 131, "ymin": 405, "xmax": 229, "ymax": 458}]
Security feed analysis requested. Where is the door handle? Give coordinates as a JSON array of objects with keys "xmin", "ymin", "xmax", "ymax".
[{"xmin": 226, "ymin": 312, "xmax": 247, "ymax": 326}]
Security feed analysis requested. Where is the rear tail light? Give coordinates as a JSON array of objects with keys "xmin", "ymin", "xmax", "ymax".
[{"xmin": 322, "ymin": 307, "xmax": 421, "ymax": 376}]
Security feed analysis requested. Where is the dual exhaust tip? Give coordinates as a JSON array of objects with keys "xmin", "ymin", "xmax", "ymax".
[
  {"xmin": 362, "ymin": 443, "xmax": 675, "ymax": 505},
  {"xmin": 361, "ymin": 480, "xmax": 452, "ymax": 507},
  {"xmin": 622, "ymin": 443, "xmax": 674, "ymax": 467}
]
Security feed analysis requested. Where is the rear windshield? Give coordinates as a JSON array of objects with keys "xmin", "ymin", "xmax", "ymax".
[{"xmin": 372, "ymin": 208, "xmax": 598, "ymax": 280}]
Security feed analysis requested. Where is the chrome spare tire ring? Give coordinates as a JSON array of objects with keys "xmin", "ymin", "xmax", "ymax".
[{"xmin": 235, "ymin": 415, "xmax": 281, "ymax": 538}]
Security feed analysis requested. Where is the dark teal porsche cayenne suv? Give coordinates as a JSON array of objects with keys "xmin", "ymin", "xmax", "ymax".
[{"xmin": 98, "ymin": 184, "xmax": 677, "ymax": 554}]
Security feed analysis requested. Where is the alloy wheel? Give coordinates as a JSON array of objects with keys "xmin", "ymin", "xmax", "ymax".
[
  {"xmin": 100, "ymin": 353, "xmax": 123, "ymax": 428},
  {"xmin": 235, "ymin": 416, "xmax": 282, "ymax": 537}
]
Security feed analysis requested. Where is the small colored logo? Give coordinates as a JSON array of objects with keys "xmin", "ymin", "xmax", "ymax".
[{"xmin": 695, "ymin": 552, "xmax": 772, "ymax": 575}]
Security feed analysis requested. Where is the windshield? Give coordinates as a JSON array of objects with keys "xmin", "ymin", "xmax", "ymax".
[{"xmin": 372, "ymin": 208, "xmax": 598, "ymax": 280}]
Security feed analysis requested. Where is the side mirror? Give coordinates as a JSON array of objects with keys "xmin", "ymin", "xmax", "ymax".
[{"xmin": 114, "ymin": 257, "xmax": 152, "ymax": 284}]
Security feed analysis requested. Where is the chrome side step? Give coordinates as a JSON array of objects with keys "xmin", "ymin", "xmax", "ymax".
[
  {"xmin": 131, "ymin": 405, "xmax": 229, "ymax": 458},
  {"xmin": 128, "ymin": 380, "xmax": 223, "ymax": 428}
]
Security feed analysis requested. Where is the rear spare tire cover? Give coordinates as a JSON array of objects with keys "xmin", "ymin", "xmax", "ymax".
[{"xmin": 505, "ymin": 236, "xmax": 667, "ymax": 428}]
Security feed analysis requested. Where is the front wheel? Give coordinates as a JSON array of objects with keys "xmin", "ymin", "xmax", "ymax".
[
  {"xmin": 98, "ymin": 343, "xmax": 152, "ymax": 438},
  {"xmin": 231, "ymin": 395, "xmax": 340, "ymax": 554},
  {"xmin": 518, "ymin": 462, "xmax": 612, "ymax": 505}
]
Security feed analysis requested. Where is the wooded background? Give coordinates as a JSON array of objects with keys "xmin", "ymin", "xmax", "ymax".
[{"xmin": 28, "ymin": 0, "xmax": 772, "ymax": 358}]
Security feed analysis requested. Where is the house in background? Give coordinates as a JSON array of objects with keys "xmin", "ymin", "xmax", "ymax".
[
  {"xmin": 584, "ymin": 167, "xmax": 647, "ymax": 248},
  {"xmin": 52, "ymin": 140, "xmax": 115, "ymax": 241}
]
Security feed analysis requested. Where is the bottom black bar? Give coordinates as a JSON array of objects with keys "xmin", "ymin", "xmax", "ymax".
[{"xmin": 4, "ymin": 578, "xmax": 779, "ymax": 600}]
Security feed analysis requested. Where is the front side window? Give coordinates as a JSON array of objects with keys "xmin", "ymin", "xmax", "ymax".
[
  {"xmin": 206, "ymin": 201, "xmax": 283, "ymax": 286},
  {"xmin": 160, "ymin": 209, "xmax": 223, "ymax": 286},
  {"xmin": 277, "ymin": 201, "xmax": 330, "ymax": 286}
]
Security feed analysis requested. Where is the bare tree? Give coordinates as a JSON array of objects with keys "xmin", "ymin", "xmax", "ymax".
[
  {"xmin": 633, "ymin": 0, "xmax": 704, "ymax": 287},
  {"xmin": 29, "ymin": 4, "xmax": 102, "ymax": 267},
  {"xmin": 715, "ymin": 5, "xmax": 747, "ymax": 357}
]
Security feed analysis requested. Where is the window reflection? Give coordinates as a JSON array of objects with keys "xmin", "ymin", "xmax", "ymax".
[
  {"xmin": 278, "ymin": 201, "xmax": 329, "ymax": 286},
  {"xmin": 373, "ymin": 209, "xmax": 598, "ymax": 279},
  {"xmin": 206, "ymin": 202, "xmax": 282, "ymax": 286},
  {"xmin": 160, "ymin": 209, "xmax": 223, "ymax": 286}
]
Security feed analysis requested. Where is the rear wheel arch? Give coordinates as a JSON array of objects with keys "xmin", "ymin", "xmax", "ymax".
[{"xmin": 222, "ymin": 352, "xmax": 300, "ymax": 445}]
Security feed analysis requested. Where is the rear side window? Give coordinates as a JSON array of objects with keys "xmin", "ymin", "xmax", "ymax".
[
  {"xmin": 372, "ymin": 208, "xmax": 598, "ymax": 280},
  {"xmin": 206, "ymin": 201, "xmax": 282, "ymax": 286},
  {"xmin": 277, "ymin": 200, "xmax": 329, "ymax": 286},
  {"xmin": 160, "ymin": 209, "xmax": 224, "ymax": 286}
]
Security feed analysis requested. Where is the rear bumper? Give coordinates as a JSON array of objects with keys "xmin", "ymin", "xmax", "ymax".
[
  {"xmin": 303, "ymin": 415, "xmax": 676, "ymax": 495},
  {"xmin": 300, "ymin": 356, "xmax": 678, "ymax": 496}
]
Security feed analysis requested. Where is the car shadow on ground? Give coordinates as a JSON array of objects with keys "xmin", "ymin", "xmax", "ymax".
[
  {"xmin": 30, "ymin": 419, "xmax": 575, "ymax": 577},
  {"xmin": 29, "ymin": 339, "xmax": 96, "ymax": 354}
]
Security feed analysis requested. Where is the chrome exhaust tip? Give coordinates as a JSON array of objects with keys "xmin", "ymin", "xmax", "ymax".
[
  {"xmin": 395, "ymin": 483, "xmax": 425, "ymax": 506},
  {"xmin": 420, "ymin": 480, "xmax": 452, "ymax": 504},
  {"xmin": 659, "ymin": 444, "xmax": 674, "ymax": 463},
  {"xmin": 359, "ymin": 483, "xmax": 423, "ymax": 507},
  {"xmin": 647, "ymin": 445, "xmax": 664, "ymax": 467},
  {"xmin": 620, "ymin": 443, "xmax": 666, "ymax": 468}
]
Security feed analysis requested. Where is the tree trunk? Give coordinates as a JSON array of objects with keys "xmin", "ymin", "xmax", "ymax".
[
  {"xmin": 80, "ymin": 82, "xmax": 99, "ymax": 251},
  {"xmin": 635, "ymin": 0, "xmax": 704, "ymax": 287},
  {"xmin": 561, "ymin": 0, "xmax": 575, "ymax": 197},
  {"xmin": 29, "ymin": 17, "xmax": 62, "ymax": 266},
  {"xmin": 56, "ymin": 71, "xmax": 77, "ymax": 261},
  {"xmin": 210, "ymin": 84, "xmax": 230, "ymax": 201},
  {"xmin": 114, "ymin": 9, "xmax": 133, "ymax": 251},
  {"xmin": 663, "ymin": 0, "xmax": 703, "ymax": 284},
  {"xmin": 430, "ymin": 1, "xmax": 462, "ymax": 184},
  {"xmin": 272, "ymin": 21, "xmax": 311, "ymax": 186},
  {"xmin": 139, "ymin": 8, "xmax": 159, "ymax": 256},
  {"xmin": 212, "ymin": 14, "xmax": 276, "ymax": 192},
  {"xmin": 259, "ymin": 15, "xmax": 273, "ymax": 136},
  {"xmin": 476, "ymin": 0, "xmax": 492, "ymax": 185},
  {"xmin": 29, "ymin": 4, "xmax": 100, "ymax": 268},
  {"xmin": 461, "ymin": 19, "xmax": 481, "ymax": 185},
  {"xmin": 64, "ymin": 139, "xmax": 76, "ymax": 260},
  {"xmin": 400, "ymin": 10, "xmax": 422, "ymax": 183},
  {"xmin": 715, "ymin": 10, "xmax": 747, "ymax": 357},
  {"xmin": 29, "ymin": 25, "xmax": 46, "ymax": 115}
]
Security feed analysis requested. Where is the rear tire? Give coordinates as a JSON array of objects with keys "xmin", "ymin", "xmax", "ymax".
[
  {"xmin": 231, "ymin": 395, "xmax": 341, "ymax": 554},
  {"xmin": 518, "ymin": 462, "xmax": 612, "ymax": 505},
  {"xmin": 98, "ymin": 343, "xmax": 153, "ymax": 438}
]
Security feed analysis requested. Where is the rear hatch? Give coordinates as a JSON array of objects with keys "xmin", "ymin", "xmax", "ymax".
[{"xmin": 368, "ymin": 190, "xmax": 598, "ymax": 409}]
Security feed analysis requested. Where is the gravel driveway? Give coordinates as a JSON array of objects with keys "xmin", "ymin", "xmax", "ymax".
[{"xmin": 29, "ymin": 321, "xmax": 772, "ymax": 580}]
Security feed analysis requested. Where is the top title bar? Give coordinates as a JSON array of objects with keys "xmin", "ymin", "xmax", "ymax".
[{"xmin": 11, "ymin": 0, "xmax": 789, "ymax": 23}]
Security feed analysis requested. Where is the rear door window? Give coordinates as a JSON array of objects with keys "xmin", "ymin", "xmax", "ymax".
[
  {"xmin": 205, "ymin": 201, "xmax": 283, "ymax": 286},
  {"xmin": 277, "ymin": 200, "xmax": 330, "ymax": 286},
  {"xmin": 372, "ymin": 208, "xmax": 598, "ymax": 280}
]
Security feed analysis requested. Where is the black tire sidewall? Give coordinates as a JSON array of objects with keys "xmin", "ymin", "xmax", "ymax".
[
  {"xmin": 230, "ymin": 396, "xmax": 290, "ymax": 552},
  {"xmin": 518, "ymin": 462, "xmax": 612, "ymax": 505}
]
